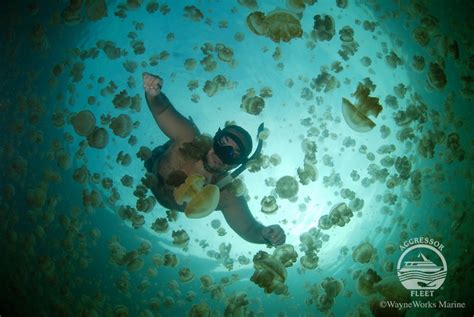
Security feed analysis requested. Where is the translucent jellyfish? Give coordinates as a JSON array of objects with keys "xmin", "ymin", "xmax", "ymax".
[
  {"xmin": 109, "ymin": 114, "xmax": 133, "ymax": 138},
  {"xmin": 127, "ymin": 257, "xmax": 144, "ymax": 272},
  {"xmin": 71, "ymin": 110, "xmax": 96, "ymax": 137},
  {"xmin": 174, "ymin": 174, "xmax": 220, "ymax": 218},
  {"xmin": 427, "ymin": 62, "xmax": 447, "ymax": 90},
  {"xmin": 275, "ymin": 176, "xmax": 299, "ymax": 199},
  {"xmin": 260, "ymin": 196, "xmax": 278, "ymax": 214},
  {"xmin": 349, "ymin": 198, "xmax": 364, "ymax": 212},
  {"xmin": 150, "ymin": 218, "xmax": 168, "ymax": 234},
  {"xmin": 312, "ymin": 14, "xmax": 335, "ymax": 41},
  {"xmin": 412, "ymin": 55, "xmax": 425, "ymax": 71},
  {"xmin": 246, "ymin": 9, "xmax": 303, "ymax": 43},
  {"xmin": 237, "ymin": 0, "xmax": 258, "ymax": 10},
  {"xmin": 183, "ymin": 5, "xmax": 204, "ymax": 21},
  {"xmin": 321, "ymin": 277, "xmax": 343, "ymax": 298},
  {"xmin": 250, "ymin": 251, "xmax": 288, "ymax": 295},
  {"xmin": 184, "ymin": 58, "xmax": 197, "ymax": 71},
  {"xmin": 203, "ymin": 80, "xmax": 218, "ymax": 97},
  {"xmin": 87, "ymin": 127, "xmax": 109, "ymax": 149},
  {"xmin": 460, "ymin": 75, "xmax": 474, "ymax": 98},
  {"xmin": 259, "ymin": 87, "xmax": 273, "ymax": 99},
  {"xmin": 297, "ymin": 163, "xmax": 318, "ymax": 185},
  {"xmin": 385, "ymin": 51, "xmax": 403, "ymax": 69},
  {"xmin": 224, "ymin": 292, "xmax": 250, "ymax": 316},
  {"xmin": 360, "ymin": 56, "xmax": 372, "ymax": 67},
  {"xmin": 188, "ymin": 302, "xmax": 211, "ymax": 317},
  {"xmin": 300, "ymin": 253, "xmax": 319, "ymax": 270},
  {"xmin": 412, "ymin": 27, "xmax": 430, "ymax": 46},
  {"xmin": 26, "ymin": 185, "xmax": 47, "ymax": 209},
  {"xmin": 136, "ymin": 196, "xmax": 156, "ymax": 212},
  {"xmin": 113, "ymin": 305, "xmax": 129, "ymax": 317},
  {"xmin": 216, "ymin": 43, "xmax": 234, "ymax": 62},
  {"xmin": 336, "ymin": 0, "xmax": 348, "ymax": 8},
  {"xmin": 179, "ymin": 267, "xmax": 195, "ymax": 283},
  {"xmin": 73, "ymin": 165, "xmax": 90, "ymax": 184},
  {"xmin": 85, "ymin": 0, "xmax": 107, "ymax": 21},
  {"xmin": 200, "ymin": 275, "xmax": 214, "ymax": 291},
  {"xmin": 55, "ymin": 149, "xmax": 71, "ymax": 170},
  {"xmin": 241, "ymin": 93, "xmax": 265, "ymax": 115},
  {"xmin": 356, "ymin": 268, "xmax": 382, "ymax": 296},
  {"xmin": 200, "ymin": 55, "xmax": 217, "ymax": 72},
  {"xmin": 82, "ymin": 189, "xmax": 103, "ymax": 208},
  {"xmin": 117, "ymin": 151, "xmax": 132, "ymax": 166},
  {"xmin": 136, "ymin": 146, "xmax": 152, "ymax": 161},
  {"xmin": 339, "ymin": 26, "xmax": 354, "ymax": 42},
  {"xmin": 270, "ymin": 154, "xmax": 281, "ymax": 166},
  {"xmin": 273, "ymin": 244, "xmax": 298, "ymax": 267},
  {"xmin": 121, "ymin": 175, "xmax": 134, "ymax": 187},
  {"xmin": 172, "ymin": 229, "xmax": 190, "ymax": 248},
  {"xmin": 318, "ymin": 215, "xmax": 332, "ymax": 230},
  {"xmin": 395, "ymin": 156, "xmax": 411, "ymax": 179},
  {"xmin": 352, "ymin": 241, "xmax": 375, "ymax": 263},
  {"xmin": 342, "ymin": 82, "xmax": 383, "ymax": 132},
  {"xmin": 163, "ymin": 252, "xmax": 178, "ymax": 267},
  {"xmin": 311, "ymin": 70, "xmax": 339, "ymax": 93},
  {"xmin": 227, "ymin": 178, "xmax": 247, "ymax": 197}
]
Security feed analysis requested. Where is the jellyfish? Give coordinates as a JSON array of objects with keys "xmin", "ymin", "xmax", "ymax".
[
  {"xmin": 179, "ymin": 267, "xmax": 195, "ymax": 283},
  {"xmin": 87, "ymin": 127, "xmax": 109, "ymax": 149},
  {"xmin": 312, "ymin": 14, "xmax": 335, "ymax": 41},
  {"xmin": 427, "ymin": 62, "xmax": 447, "ymax": 90},
  {"xmin": 172, "ymin": 229, "xmax": 190, "ymax": 247},
  {"xmin": 273, "ymin": 244, "xmax": 298, "ymax": 267},
  {"xmin": 183, "ymin": 5, "xmax": 204, "ymax": 21},
  {"xmin": 250, "ymin": 251, "xmax": 288, "ymax": 295},
  {"xmin": 342, "ymin": 82, "xmax": 383, "ymax": 132},
  {"xmin": 188, "ymin": 303, "xmax": 211, "ymax": 317},
  {"xmin": 260, "ymin": 196, "xmax": 278, "ymax": 214},
  {"xmin": 71, "ymin": 110, "xmax": 96, "ymax": 137},
  {"xmin": 241, "ymin": 94, "xmax": 265, "ymax": 115},
  {"xmin": 275, "ymin": 175, "xmax": 299, "ymax": 199},
  {"xmin": 174, "ymin": 174, "xmax": 220, "ymax": 218},
  {"xmin": 109, "ymin": 114, "xmax": 133, "ymax": 138},
  {"xmin": 246, "ymin": 9, "xmax": 303, "ymax": 43},
  {"xmin": 151, "ymin": 218, "xmax": 168, "ymax": 233},
  {"xmin": 352, "ymin": 241, "xmax": 375, "ymax": 264}
]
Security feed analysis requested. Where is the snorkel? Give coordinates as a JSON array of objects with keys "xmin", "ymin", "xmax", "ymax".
[{"xmin": 215, "ymin": 123, "xmax": 265, "ymax": 190}]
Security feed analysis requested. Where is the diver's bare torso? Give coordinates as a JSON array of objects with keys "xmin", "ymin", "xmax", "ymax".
[{"xmin": 151, "ymin": 141, "xmax": 221, "ymax": 211}]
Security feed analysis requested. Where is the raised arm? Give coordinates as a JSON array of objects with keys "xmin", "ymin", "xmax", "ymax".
[
  {"xmin": 217, "ymin": 189, "xmax": 286, "ymax": 246},
  {"xmin": 142, "ymin": 72, "xmax": 198, "ymax": 142}
]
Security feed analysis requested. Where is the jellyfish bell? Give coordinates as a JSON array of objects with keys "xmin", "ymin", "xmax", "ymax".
[
  {"xmin": 87, "ymin": 127, "xmax": 109, "ymax": 149},
  {"xmin": 341, "ymin": 83, "xmax": 383, "ymax": 133},
  {"xmin": 275, "ymin": 175, "xmax": 299, "ymax": 199},
  {"xmin": 185, "ymin": 184, "xmax": 220, "ymax": 218},
  {"xmin": 71, "ymin": 110, "xmax": 96, "ymax": 137}
]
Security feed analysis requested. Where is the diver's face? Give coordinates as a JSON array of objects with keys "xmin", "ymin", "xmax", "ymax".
[{"xmin": 207, "ymin": 136, "xmax": 241, "ymax": 171}]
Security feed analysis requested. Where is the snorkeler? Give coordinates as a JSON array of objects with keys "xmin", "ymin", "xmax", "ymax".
[{"xmin": 142, "ymin": 72, "xmax": 285, "ymax": 246}]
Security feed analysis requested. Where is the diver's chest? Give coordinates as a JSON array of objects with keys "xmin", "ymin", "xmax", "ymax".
[{"xmin": 160, "ymin": 152, "xmax": 212, "ymax": 185}]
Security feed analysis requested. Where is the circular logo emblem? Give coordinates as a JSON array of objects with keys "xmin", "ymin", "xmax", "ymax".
[{"xmin": 397, "ymin": 244, "xmax": 447, "ymax": 290}]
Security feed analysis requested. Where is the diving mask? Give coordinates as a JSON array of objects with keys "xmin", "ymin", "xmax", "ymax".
[{"xmin": 213, "ymin": 128, "xmax": 248, "ymax": 165}]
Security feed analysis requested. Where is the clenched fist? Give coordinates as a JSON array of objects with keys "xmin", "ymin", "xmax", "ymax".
[
  {"xmin": 262, "ymin": 225, "xmax": 286, "ymax": 246},
  {"xmin": 142, "ymin": 72, "xmax": 163, "ymax": 98}
]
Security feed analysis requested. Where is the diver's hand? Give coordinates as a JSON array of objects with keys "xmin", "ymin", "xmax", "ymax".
[
  {"xmin": 262, "ymin": 225, "xmax": 286, "ymax": 246},
  {"xmin": 142, "ymin": 72, "xmax": 163, "ymax": 98}
]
